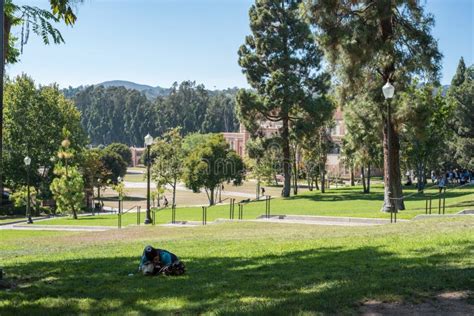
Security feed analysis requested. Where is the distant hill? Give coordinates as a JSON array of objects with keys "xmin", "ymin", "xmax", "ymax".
[
  {"xmin": 97, "ymin": 80, "xmax": 171, "ymax": 99},
  {"xmin": 62, "ymin": 80, "xmax": 242, "ymax": 100}
]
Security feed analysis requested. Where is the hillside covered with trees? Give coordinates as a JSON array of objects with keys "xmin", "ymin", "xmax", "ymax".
[{"xmin": 68, "ymin": 81, "xmax": 240, "ymax": 146}]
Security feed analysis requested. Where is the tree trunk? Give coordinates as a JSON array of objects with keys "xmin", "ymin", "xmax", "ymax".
[
  {"xmin": 292, "ymin": 154, "xmax": 298, "ymax": 195},
  {"xmin": 367, "ymin": 162, "xmax": 371, "ymax": 193},
  {"xmin": 361, "ymin": 166, "xmax": 367, "ymax": 193},
  {"xmin": 350, "ymin": 165, "xmax": 355, "ymax": 186},
  {"xmin": 307, "ymin": 176, "xmax": 313, "ymax": 191},
  {"xmin": 209, "ymin": 188, "xmax": 215, "ymax": 206},
  {"xmin": 382, "ymin": 113, "xmax": 405, "ymax": 212},
  {"xmin": 172, "ymin": 179, "xmax": 177, "ymax": 208},
  {"xmin": 281, "ymin": 117, "xmax": 291, "ymax": 197},
  {"xmin": 71, "ymin": 203, "xmax": 78, "ymax": 219},
  {"xmin": 321, "ymin": 167, "xmax": 326, "ymax": 193},
  {"xmin": 416, "ymin": 162, "xmax": 424, "ymax": 192},
  {"xmin": 314, "ymin": 175, "xmax": 319, "ymax": 191},
  {"xmin": 0, "ymin": 13, "xmax": 10, "ymax": 206}
]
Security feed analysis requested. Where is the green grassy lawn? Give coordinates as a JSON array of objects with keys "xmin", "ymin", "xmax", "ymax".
[
  {"xmin": 37, "ymin": 184, "xmax": 474, "ymax": 227},
  {"xmin": 0, "ymin": 218, "xmax": 472, "ymax": 314}
]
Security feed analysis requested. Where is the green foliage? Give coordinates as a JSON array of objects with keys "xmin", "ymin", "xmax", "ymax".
[
  {"xmin": 79, "ymin": 149, "xmax": 110, "ymax": 190},
  {"xmin": 99, "ymin": 150, "xmax": 127, "ymax": 184},
  {"xmin": 306, "ymin": 0, "xmax": 442, "ymax": 93},
  {"xmin": 4, "ymin": 0, "xmax": 81, "ymax": 63},
  {"xmin": 151, "ymin": 128, "xmax": 185, "ymax": 206},
  {"xmin": 111, "ymin": 181, "xmax": 126, "ymax": 201},
  {"xmin": 72, "ymin": 83, "xmax": 240, "ymax": 146},
  {"xmin": 447, "ymin": 59, "xmax": 474, "ymax": 169},
  {"xmin": 182, "ymin": 133, "xmax": 213, "ymax": 154},
  {"xmin": 50, "ymin": 137, "xmax": 84, "ymax": 219},
  {"xmin": 3, "ymin": 75, "xmax": 86, "ymax": 197},
  {"xmin": 105, "ymin": 143, "xmax": 132, "ymax": 166},
  {"xmin": 342, "ymin": 96, "xmax": 383, "ymax": 192},
  {"xmin": 306, "ymin": 0, "xmax": 442, "ymax": 209},
  {"xmin": 237, "ymin": 0, "xmax": 331, "ymax": 197},
  {"xmin": 10, "ymin": 185, "xmax": 36, "ymax": 208},
  {"xmin": 183, "ymin": 134, "xmax": 245, "ymax": 205},
  {"xmin": 398, "ymin": 82, "xmax": 450, "ymax": 185}
]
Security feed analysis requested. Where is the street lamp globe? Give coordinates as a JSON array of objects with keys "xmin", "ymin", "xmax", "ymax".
[
  {"xmin": 144, "ymin": 134, "xmax": 154, "ymax": 146},
  {"xmin": 382, "ymin": 81, "xmax": 395, "ymax": 99},
  {"xmin": 117, "ymin": 176, "xmax": 122, "ymax": 183},
  {"xmin": 24, "ymin": 156, "xmax": 31, "ymax": 166}
]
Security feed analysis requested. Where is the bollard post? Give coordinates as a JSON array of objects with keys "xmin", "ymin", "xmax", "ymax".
[
  {"xmin": 425, "ymin": 197, "xmax": 428, "ymax": 215},
  {"xmin": 267, "ymin": 196, "xmax": 271, "ymax": 218},
  {"xmin": 438, "ymin": 194, "xmax": 441, "ymax": 214},
  {"xmin": 118, "ymin": 201, "xmax": 121, "ymax": 229},
  {"xmin": 202, "ymin": 206, "xmax": 207, "ymax": 225},
  {"xmin": 443, "ymin": 192, "xmax": 446, "ymax": 214},
  {"xmin": 230, "ymin": 199, "xmax": 235, "ymax": 220},
  {"xmin": 429, "ymin": 196, "xmax": 432, "ymax": 214},
  {"xmin": 265, "ymin": 196, "xmax": 269, "ymax": 218},
  {"xmin": 152, "ymin": 210, "xmax": 156, "ymax": 226},
  {"xmin": 238, "ymin": 203, "xmax": 243, "ymax": 220},
  {"xmin": 136, "ymin": 206, "xmax": 139, "ymax": 225}
]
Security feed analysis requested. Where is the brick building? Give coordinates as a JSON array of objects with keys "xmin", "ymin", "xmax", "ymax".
[{"xmin": 222, "ymin": 108, "xmax": 349, "ymax": 176}]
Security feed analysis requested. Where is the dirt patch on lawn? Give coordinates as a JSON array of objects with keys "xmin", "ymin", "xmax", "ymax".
[{"xmin": 360, "ymin": 291, "xmax": 473, "ymax": 315}]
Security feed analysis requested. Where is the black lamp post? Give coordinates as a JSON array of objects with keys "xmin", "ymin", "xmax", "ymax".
[
  {"xmin": 144, "ymin": 133, "xmax": 154, "ymax": 224},
  {"xmin": 117, "ymin": 176, "xmax": 123, "ymax": 214},
  {"xmin": 24, "ymin": 156, "xmax": 33, "ymax": 224},
  {"xmin": 382, "ymin": 81, "xmax": 395, "ymax": 214}
]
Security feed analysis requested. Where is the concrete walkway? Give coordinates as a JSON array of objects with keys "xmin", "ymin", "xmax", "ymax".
[
  {"xmin": 123, "ymin": 181, "xmax": 256, "ymax": 198},
  {"xmin": 0, "ymin": 223, "xmax": 115, "ymax": 232}
]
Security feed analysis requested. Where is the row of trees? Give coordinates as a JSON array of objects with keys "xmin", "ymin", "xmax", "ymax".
[
  {"xmin": 4, "ymin": 75, "xmax": 246, "ymax": 211},
  {"xmin": 1, "ymin": 75, "xmax": 134, "ymax": 215},
  {"xmin": 72, "ymin": 81, "xmax": 240, "ymax": 146},
  {"xmin": 342, "ymin": 58, "xmax": 473, "ymax": 194},
  {"xmin": 236, "ymin": 0, "xmax": 469, "ymax": 214},
  {"xmin": 0, "ymin": 0, "xmax": 82, "ymax": 207}
]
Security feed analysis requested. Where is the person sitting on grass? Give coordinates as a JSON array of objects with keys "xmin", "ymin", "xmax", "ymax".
[{"xmin": 138, "ymin": 245, "xmax": 185, "ymax": 276}]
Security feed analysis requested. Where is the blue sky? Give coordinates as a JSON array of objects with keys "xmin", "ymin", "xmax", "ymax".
[{"xmin": 8, "ymin": 0, "xmax": 474, "ymax": 89}]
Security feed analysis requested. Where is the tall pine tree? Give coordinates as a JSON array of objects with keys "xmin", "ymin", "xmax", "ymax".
[
  {"xmin": 306, "ymin": 0, "xmax": 442, "ymax": 211},
  {"xmin": 237, "ymin": 0, "xmax": 330, "ymax": 197}
]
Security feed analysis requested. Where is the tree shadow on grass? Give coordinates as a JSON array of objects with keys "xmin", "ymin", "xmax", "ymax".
[
  {"xmin": 289, "ymin": 186, "xmax": 473, "ymax": 205},
  {"xmin": 1, "ymin": 243, "xmax": 473, "ymax": 315}
]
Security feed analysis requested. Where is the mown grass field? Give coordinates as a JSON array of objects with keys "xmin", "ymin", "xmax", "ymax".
[
  {"xmin": 0, "ymin": 217, "xmax": 473, "ymax": 314},
  {"xmin": 37, "ymin": 184, "xmax": 474, "ymax": 227}
]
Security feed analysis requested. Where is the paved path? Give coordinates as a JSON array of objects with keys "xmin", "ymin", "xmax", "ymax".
[
  {"xmin": 123, "ymin": 181, "xmax": 255, "ymax": 198},
  {"xmin": 0, "ymin": 223, "xmax": 114, "ymax": 232}
]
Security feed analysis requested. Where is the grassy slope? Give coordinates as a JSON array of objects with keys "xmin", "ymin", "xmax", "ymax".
[
  {"xmin": 0, "ymin": 218, "xmax": 473, "ymax": 314},
  {"xmin": 37, "ymin": 184, "xmax": 474, "ymax": 226}
]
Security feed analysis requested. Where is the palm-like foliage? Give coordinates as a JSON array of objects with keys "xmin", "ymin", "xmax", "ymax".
[{"xmin": 5, "ymin": 0, "xmax": 81, "ymax": 62}]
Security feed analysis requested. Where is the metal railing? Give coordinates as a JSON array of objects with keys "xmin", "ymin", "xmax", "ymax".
[{"xmin": 117, "ymin": 205, "xmax": 141, "ymax": 229}]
